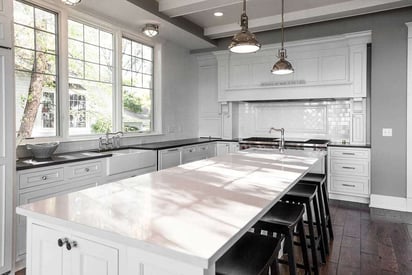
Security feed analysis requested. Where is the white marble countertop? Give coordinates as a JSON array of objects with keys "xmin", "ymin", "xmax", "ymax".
[{"xmin": 17, "ymin": 148, "xmax": 325, "ymax": 268}]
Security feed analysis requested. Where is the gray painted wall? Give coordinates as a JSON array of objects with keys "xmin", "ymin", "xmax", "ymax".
[{"xmin": 193, "ymin": 7, "xmax": 412, "ymax": 198}]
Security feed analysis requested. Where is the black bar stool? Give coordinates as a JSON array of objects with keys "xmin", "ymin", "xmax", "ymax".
[
  {"xmin": 301, "ymin": 173, "xmax": 334, "ymax": 241},
  {"xmin": 282, "ymin": 183, "xmax": 327, "ymax": 275},
  {"xmin": 254, "ymin": 201, "xmax": 311, "ymax": 275},
  {"xmin": 216, "ymin": 232, "xmax": 282, "ymax": 275}
]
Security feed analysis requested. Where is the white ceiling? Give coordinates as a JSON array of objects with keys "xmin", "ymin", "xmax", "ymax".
[{"xmin": 62, "ymin": 0, "xmax": 412, "ymax": 50}]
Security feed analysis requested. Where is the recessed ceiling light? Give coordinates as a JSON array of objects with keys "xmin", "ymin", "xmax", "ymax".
[{"xmin": 214, "ymin": 12, "xmax": 224, "ymax": 17}]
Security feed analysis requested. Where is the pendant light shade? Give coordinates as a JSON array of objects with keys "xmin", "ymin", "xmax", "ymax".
[
  {"xmin": 228, "ymin": 0, "xmax": 261, "ymax": 54},
  {"xmin": 142, "ymin": 24, "xmax": 159, "ymax": 38},
  {"xmin": 61, "ymin": 0, "xmax": 81, "ymax": 6},
  {"xmin": 271, "ymin": 0, "xmax": 294, "ymax": 75}
]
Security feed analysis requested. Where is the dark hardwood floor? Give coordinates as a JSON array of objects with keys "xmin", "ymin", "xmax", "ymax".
[
  {"xmin": 14, "ymin": 200, "xmax": 412, "ymax": 275},
  {"xmin": 278, "ymin": 200, "xmax": 412, "ymax": 275}
]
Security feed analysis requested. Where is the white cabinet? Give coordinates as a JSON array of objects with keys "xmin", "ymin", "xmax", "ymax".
[
  {"xmin": 328, "ymin": 147, "xmax": 371, "ymax": 204},
  {"xmin": 0, "ymin": 0, "xmax": 12, "ymax": 48},
  {"xmin": 158, "ymin": 142, "xmax": 219, "ymax": 170},
  {"xmin": 158, "ymin": 148, "xmax": 181, "ymax": 170},
  {"xmin": 30, "ymin": 224, "xmax": 118, "ymax": 275},
  {"xmin": 197, "ymin": 55, "xmax": 222, "ymax": 138},
  {"xmin": 216, "ymin": 142, "xmax": 239, "ymax": 156},
  {"xmin": 0, "ymin": 40, "xmax": 13, "ymax": 273},
  {"xmin": 214, "ymin": 31, "xmax": 371, "ymax": 102},
  {"xmin": 16, "ymin": 159, "xmax": 106, "ymax": 265}
]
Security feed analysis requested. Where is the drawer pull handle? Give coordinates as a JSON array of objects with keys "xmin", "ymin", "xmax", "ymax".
[
  {"xmin": 342, "ymin": 184, "xmax": 356, "ymax": 187},
  {"xmin": 58, "ymin": 238, "xmax": 68, "ymax": 247},
  {"xmin": 66, "ymin": 240, "xmax": 77, "ymax": 251},
  {"xmin": 342, "ymin": 166, "xmax": 355, "ymax": 170},
  {"xmin": 85, "ymin": 168, "xmax": 90, "ymax": 172},
  {"xmin": 41, "ymin": 176, "xmax": 48, "ymax": 180},
  {"xmin": 342, "ymin": 152, "xmax": 355, "ymax": 155},
  {"xmin": 167, "ymin": 149, "xmax": 179, "ymax": 152}
]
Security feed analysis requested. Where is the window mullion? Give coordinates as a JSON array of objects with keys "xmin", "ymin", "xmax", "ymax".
[
  {"xmin": 59, "ymin": 9, "xmax": 70, "ymax": 139},
  {"xmin": 113, "ymin": 30, "xmax": 122, "ymax": 132}
]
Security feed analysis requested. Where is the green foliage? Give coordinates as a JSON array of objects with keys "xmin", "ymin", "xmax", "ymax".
[
  {"xmin": 123, "ymin": 93, "xmax": 143, "ymax": 113},
  {"xmin": 91, "ymin": 118, "xmax": 111, "ymax": 134}
]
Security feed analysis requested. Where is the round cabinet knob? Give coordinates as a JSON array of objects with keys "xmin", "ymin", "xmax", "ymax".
[
  {"xmin": 66, "ymin": 240, "xmax": 77, "ymax": 251},
  {"xmin": 85, "ymin": 168, "xmax": 90, "ymax": 172},
  {"xmin": 57, "ymin": 238, "xmax": 67, "ymax": 247},
  {"xmin": 41, "ymin": 176, "xmax": 48, "ymax": 180}
]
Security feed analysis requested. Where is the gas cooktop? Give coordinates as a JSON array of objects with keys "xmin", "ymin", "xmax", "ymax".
[{"xmin": 240, "ymin": 137, "xmax": 330, "ymax": 148}]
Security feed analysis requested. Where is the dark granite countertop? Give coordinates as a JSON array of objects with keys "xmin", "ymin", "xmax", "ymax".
[
  {"xmin": 16, "ymin": 151, "xmax": 112, "ymax": 171},
  {"xmin": 328, "ymin": 142, "xmax": 371, "ymax": 148},
  {"xmin": 131, "ymin": 138, "xmax": 239, "ymax": 150}
]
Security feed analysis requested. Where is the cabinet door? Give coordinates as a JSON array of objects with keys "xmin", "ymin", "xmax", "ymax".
[
  {"xmin": 70, "ymin": 236, "xmax": 118, "ymax": 275},
  {"xmin": 0, "ymin": 47, "xmax": 12, "ymax": 273},
  {"xmin": 216, "ymin": 143, "xmax": 230, "ymax": 156},
  {"xmin": 0, "ymin": 0, "xmax": 12, "ymax": 48},
  {"xmin": 30, "ymin": 224, "xmax": 65, "ymax": 275},
  {"xmin": 17, "ymin": 181, "xmax": 97, "ymax": 261},
  {"xmin": 158, "ymin": 149, "xmax": 181, "ymax": 170}
]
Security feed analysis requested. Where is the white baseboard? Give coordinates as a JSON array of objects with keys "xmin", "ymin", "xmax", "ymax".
[
  {"xmin": 369, "ymin": 194, "xmax": 412, "ymax": 212},
  {"xmin": 329, "ymin": 193, "xmax": 369, "ymax": 204}
]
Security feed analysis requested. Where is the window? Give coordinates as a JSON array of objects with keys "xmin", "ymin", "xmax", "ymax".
[
  {"xmin": 14, "ymin": 0, "xmax": 58, "ymax": 138},
  {"xmin": 68, "ymin": 20, "xmax": 114, "ymax": 135},
  {"xmin": 13, "ymin": 1, "xmax": 157, "ymax": 141},
  {"xmin": 122, "ymin": 37, "xmax": 153, "ymax": 133}
]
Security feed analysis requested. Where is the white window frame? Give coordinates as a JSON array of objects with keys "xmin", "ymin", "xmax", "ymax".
[{"xmin": 16, "ymin": 0, "xmax": 162, "ymax": 144}]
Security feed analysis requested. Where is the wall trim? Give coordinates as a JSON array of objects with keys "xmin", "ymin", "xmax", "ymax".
[
  {"xmin": 329, "ymin": 193, "xmax": 369, "ymax": 204},
  {"xmin": 369, "ymin": 194, "xmax": 412, "ymax": 212},
  {"xmin": 406, "ymin": 22, "xmax": 412, "ymax": 201}
]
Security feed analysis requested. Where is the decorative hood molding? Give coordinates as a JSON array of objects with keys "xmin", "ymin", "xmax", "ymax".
[{"xmin": 213, "ymin": 31, "xmax": 371, "ymax": 102}]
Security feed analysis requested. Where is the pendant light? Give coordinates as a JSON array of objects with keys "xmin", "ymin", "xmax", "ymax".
[
  {"xmin": 271, "ymin": 0, "xmax": 294, "ymax": 75},
  {"xmin": 228, "ymin": 0, "xmax": 261, "ymax": 54},
  {"xmin": 62, "ymin": 0, "xmax": 81, "ymax": 6},
  {"xmin": 142, "ymin": 24, "xmax": 159, "ymax": 38}
]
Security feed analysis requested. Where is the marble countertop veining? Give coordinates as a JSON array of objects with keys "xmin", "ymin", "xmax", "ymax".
[{"xmin": 17, "ymin": 149, "xmax": 325, "ymax": 267}]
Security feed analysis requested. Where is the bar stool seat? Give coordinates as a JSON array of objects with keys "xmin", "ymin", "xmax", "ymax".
[
  {"xmin": 254, "ymin": 202, "xmax": 311, "ymax": 275},
  {"xmin": 282, "ymin": 183, "xmax": 326, "ymax": 275},
  {"xmin": 301, "ymin": 173, "xmax": 334, "ymax": 241},
  {"xmin": 216, "ymin": 232, "xmax": 282, "ymax": 275}
]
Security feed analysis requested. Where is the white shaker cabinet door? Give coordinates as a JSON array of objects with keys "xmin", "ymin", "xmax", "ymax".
[
  {"xmin": 70, "ymin": 235, "xmax": 118, "ymax": 275},
  {"xmin": 30, "ymin": 224, "xmax": 65, "ymax": 275}
]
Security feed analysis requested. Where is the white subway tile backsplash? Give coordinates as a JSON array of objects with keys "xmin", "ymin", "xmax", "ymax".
[{"xmin": 238, "ymin": 99, "xmax": 352, "ymax": 142}]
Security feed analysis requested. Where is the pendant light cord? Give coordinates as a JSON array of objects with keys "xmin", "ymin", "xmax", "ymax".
[
  {"xmin": 243, "ymin": 0, "xmax": 246, "ymax": 13},
  {"xmin": 281, "ymin": 0, "xmax": 285, "ymax": 50}
]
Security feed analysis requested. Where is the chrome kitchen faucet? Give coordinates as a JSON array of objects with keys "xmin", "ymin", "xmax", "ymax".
[{"xmin": 269, "ymin": 127, "xmax": 285, "ymax": 153}]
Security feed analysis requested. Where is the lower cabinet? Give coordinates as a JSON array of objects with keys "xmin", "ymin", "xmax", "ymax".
[
  {"xmin": 216, "ymin": 142, "xmax": 239, "ymax": 156},
  {"xmin": 328, "ymin": 146, "xmax": 371, "ymax": 203},
  {"xmin": 15, "ymin": 159, "xmax": 106, "ymax": 267},
  {"xmin": 30, "ymin": 224, "xmax": 118, "ymax": 275},
  {"xmin": 158, "ymin": 142, "xmax": 220, "ymax": 170}
]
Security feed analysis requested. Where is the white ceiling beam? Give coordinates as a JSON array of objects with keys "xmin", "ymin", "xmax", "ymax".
[
  {"xmin": 158, "ymin": 0, "xmax": 243, "ymax": 17},
  {"xmin": 205, "ymin": 0, "xmax": 412, "ymax": 38}
]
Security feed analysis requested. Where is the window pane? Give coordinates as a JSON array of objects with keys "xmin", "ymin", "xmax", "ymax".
[
  {"xmin": 122, "ymin": 37, "xmax": 153, "ymax": 133},
  {"xmin": 68, "ymin": 20, "xmax": 114, "ymax": 136},
  {"xmin": 14, "ymin": 24, "xmax": 34, "ymax": 49},
  {"xmin": 36, "ymin": 30, "xmax": 56, "ymax": 53},
  {"xmin": 14, "ymin": 48, "xmax": 35, "ymax": 71},
  {"xmin": 122, "ymin": 88, "xmax": 152, "ymax": 132},
  {"xmin": 84, "ymin": 25, "xmax": 99, "ymax": 45},
  {"xmin": 68, "ymin": 20, "xmax": 83, "ymax": 41},
  {"xmin": 84, "ymin": 44, "xmax": 99, "ymax": 63},
  {"xmin": 68, "ymin": 80, "xmax": 112, "ymax": 135},
  {"xmin": 68, "ymin": 39, "xmax": 84, "ymax": 59},
  {"xmin": 14, "ymin": 1, "xmax": 58, "ymax": 138},
  {"xmin": 14, "ymin": 1, "xmax": 34, "ymax": 27},
  {"xmin": 35, "ymin": 7, "xmax": 55, "ymax": 33}
]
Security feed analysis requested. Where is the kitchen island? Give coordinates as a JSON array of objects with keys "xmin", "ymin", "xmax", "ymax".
[{"xmin": 16, "ymin": 149, "xmax": 325, "ymax": 275}]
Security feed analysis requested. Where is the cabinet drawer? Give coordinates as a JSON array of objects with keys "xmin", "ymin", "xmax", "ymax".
[
  {"xmin": 67, "ymin": 161, "xmax": 102, "ymax": 180},
  {"xmin": 330, "ymin": 159, "xmax": 369, "ymax": 177},
  {"xmin": 19, "ymin": 168, "xmax": 64, "ymax": 189},
  {"xmin": 330, "ymin": 176, "xmax": 369, "ymax": 195},
  {"xmin": 329, "ymin": 148, "xmax": 369, "ymax": 159}
]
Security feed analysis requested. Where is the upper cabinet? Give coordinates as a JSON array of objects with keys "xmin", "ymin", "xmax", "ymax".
[
  {"xmin": 0, "ymin": 0, "xmax": 12, "ymax": 48},
  {"xmin": 214, "ymin": 31, "xmax": 371, "ymax": 102}
]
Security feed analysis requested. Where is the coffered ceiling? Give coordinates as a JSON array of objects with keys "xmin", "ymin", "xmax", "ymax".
[{"xmin": 72, "ymin": 0, "xmax": 412, "ymax": 50}]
